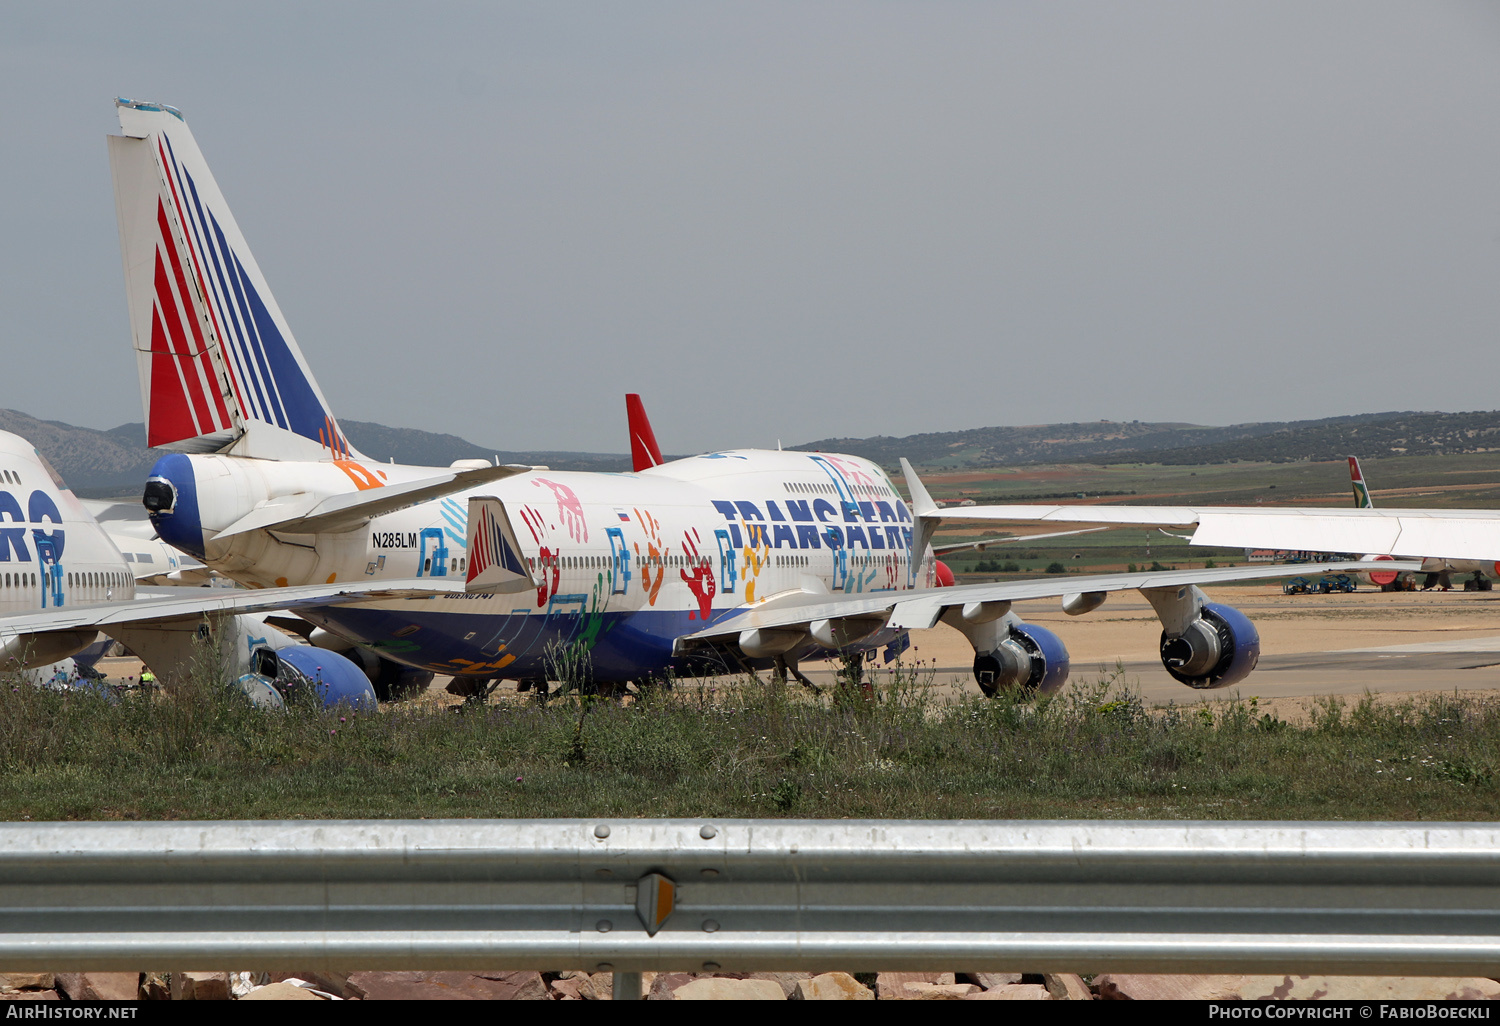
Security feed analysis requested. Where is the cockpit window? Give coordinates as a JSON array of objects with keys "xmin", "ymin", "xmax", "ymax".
[{"xmin": 32, "ymin": 451, "xmax": 66, "ymax": 491}]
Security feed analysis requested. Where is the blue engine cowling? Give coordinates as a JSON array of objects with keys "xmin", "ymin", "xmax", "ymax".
[
  {"xmin": 973, "ymin": 621, "xmax": 1070, "ymax": 697},
  {"xmin": 1159, "ymin": 602, "xmax": 1260, "ymax": 689},
  {"xmin": 255, "ymin": 646, "xmax": 378, "ymax": 711}
]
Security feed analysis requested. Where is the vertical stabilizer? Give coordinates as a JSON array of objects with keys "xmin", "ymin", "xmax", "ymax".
[
  {"xmin": 1348, "ymin": 456, "xmax": 1374, "ymax": 509},
  {"xmin": 465, "ymin": 496, "xmax": 535, "ymax": 593},
  {"xmin": 109, "ymin": 99, "xmax": 361, "ymax": 462},
  {"xmin": 626, "ymin": 393, "xmax": 665, "ymax": 471}
]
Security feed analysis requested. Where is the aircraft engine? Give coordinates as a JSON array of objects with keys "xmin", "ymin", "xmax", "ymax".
[
  {"xmin": 112, "ymin": 613, "xmax": 376, "ymax": 711},
  {"xmin": 1355, "ymin": 553, "xmax": 1400, "ymax": 588},
  {"xmin": 0, "ymin": 630, "xmax": 100, "ymax": 671},
  {"xmin": 310, "ymin": 628, "xmax": 434, "ymax": 700},
  {"xmin": 1159, "ymin": 602, "xmax": 1260, "ymax": 689},
  {"xmin": 972, "ymin": 620, "xmax": 1069, "ymax": 698},
  {"xmin": 253, "ymin": 646, "xmax": 377, "ymax": 711}
]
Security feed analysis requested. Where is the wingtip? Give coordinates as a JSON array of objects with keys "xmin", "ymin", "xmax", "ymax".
[{"xmin": 899, "ymin": 458, "xmax": 939, "ymax": 517}]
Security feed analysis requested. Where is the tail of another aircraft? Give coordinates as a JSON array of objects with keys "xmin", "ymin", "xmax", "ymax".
[
  {"xmin": 1348, "ymin": 456, "xmax": 1374, "ymax": 508},
  {"xmin": 626, "ymin": 394, "xmax": 665, "ymax": 471},
  {"xmin": 107, "ymin": 99, "xmax": 360, "ymax": 462}
]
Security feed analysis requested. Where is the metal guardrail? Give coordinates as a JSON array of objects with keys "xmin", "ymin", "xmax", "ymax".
[{"xmin": 1, "ymin": 819, "xmax": 1497, "ymax": 977}]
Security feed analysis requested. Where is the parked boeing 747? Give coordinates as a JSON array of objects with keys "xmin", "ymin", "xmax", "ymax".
[
  {"xmin": 107, "ymin": 99, "xmax": 1407, "ymax": 697},
  {"xmin": 0, "ymin": 428, "xmax": 480, "ymax": 708}
]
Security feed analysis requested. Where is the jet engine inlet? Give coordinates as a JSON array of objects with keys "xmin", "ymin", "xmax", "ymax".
[
  {"xmin": 972, "ymin": 622, "xmax": 1069, "ymax": 697},
  {"xmin": 1159, "ymin": 603, "xmax": 1260, "ymax": 689},
  {"xmin": 141, "ymin": 477, "xmax": 176, "ymax": 514}
]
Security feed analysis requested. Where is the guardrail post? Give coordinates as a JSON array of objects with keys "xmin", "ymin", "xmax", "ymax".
[{"xmin": 612, "ymin": 971, "xmax": 642, "ymax": 1000}]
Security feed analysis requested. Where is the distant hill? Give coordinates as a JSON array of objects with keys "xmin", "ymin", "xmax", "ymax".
[
  {"xmin": 0, "ymin": 411, "xmax": 160, "ymax": 496},
  {"xmin": 1089, "ymin": 410, "xmax": 1500, "ymax": 467},
  {"xmin": 797, "ymin": 411, "xmax": 1500, "ymax": 469},
  {"xmin": 337, "ymin": 421, "xmax": 635, "ymax": 474},
  {"xmin": 7, "ymin": 407, "xmax": 1500, "ymax": 498},
  {"xmin": 0, "ymin": 412, "xmax": 639, "ymax": 497}
]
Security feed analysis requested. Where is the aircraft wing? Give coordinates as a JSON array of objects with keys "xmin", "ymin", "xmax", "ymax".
[
  {"xmin": 924, "ymin": 506, "xmax": 1500, "ymax": 563},
  {"xmin": 213, "ymin": 464, "xmax": 533, "ymax": 539},
  {"xmin": 680, "ymin": 560, "xmax": 1421, "ymax": 646},
  {"xmin": 0, "ymin": 578, "xmax": 463, "ymax": 640},
  {"xmin": 897, "ymin": 460, "xmax": 1500, "ymax": 564}
]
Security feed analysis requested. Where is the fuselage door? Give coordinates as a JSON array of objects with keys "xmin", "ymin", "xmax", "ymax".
[
  {"xmin": 607, "ymin": 526, "xmax": 632, "ymax": 595},
  {"xmin": 715, "ymin": 529, "xmax": 738, "ymax": 595}
]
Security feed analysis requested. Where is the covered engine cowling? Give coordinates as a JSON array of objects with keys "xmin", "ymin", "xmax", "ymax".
[
  {"xmin": 1159, "ymin": 602, "xmax": 1260, "ymax": 689},
  {"xmin": 256, "ymin": 646, "xmax": 377, "ymax": 711},
  {"xmin": 311, "ymin": 628, "xmax": 434, "ymax": 700},
  {"xmin": 972, "ymin": 620, "xmax": 1069, "ymax": 697},
  {"xmin": 1356, "ymin": 553, "xmax": 1400, "ymax": 588},
  {"xmin": 112, "ymin": 613, "xmax": 377, "ymax": 711}
]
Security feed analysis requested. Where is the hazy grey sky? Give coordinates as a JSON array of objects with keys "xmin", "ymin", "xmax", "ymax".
[{"xmin": 3, "ymin": 2, "xmax": 1498, "ymax": 453}]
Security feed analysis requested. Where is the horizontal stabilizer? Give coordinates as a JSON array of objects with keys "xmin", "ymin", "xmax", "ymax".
[
  {"xmin": 216, "ymin": 464, "xmax": 531, "ymax": 539},
  {"xmin": 465, "ymin": 496, "xmax": 536, "ymax": 594}
]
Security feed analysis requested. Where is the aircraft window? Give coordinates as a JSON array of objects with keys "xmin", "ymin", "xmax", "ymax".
[{"xmin": 423, "ymin": 559, "xmax": 431, "ymax": 573}]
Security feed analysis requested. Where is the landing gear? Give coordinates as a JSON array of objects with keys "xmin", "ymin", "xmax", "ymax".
[
  {"xmin": 835, "ymin": 650, "xmax": 873, "ymax": 699},
  {"xmin": 772, "ymin": 655, "xmax": 822, "ymax": 695},
  {"xmin": 517, "ymin": 677, "xmax": 549, "ymax": 696}
]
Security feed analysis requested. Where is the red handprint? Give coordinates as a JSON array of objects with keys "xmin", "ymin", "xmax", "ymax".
[{"xmin": 679, "ymin": 529, "xmax": 717, "ymax": 620}]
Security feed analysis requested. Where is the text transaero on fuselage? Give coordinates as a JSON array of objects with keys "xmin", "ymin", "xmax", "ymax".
[{"xmin": 110, "ymin": 99, "xmax": 1405, "ymax": 696}]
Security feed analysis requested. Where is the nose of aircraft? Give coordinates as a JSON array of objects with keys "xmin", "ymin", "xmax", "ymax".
[{"xmin": 142, "ymin": 453, "xmax": 205, "ymax": 559}]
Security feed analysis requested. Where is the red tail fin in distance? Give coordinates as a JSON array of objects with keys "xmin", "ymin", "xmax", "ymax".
[{"xmin": 626, "ymin": 394, "xmax": 665, "ymax": 472}]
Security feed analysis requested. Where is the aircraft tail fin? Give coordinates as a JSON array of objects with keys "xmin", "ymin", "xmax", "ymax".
[
  {"xmin": 465, "ymin": 496, "xmax": 536, "ymax": 594},
  {"xmin": 626, "ymin": 393, "xmax": 665, "ymax": 471},
  {"xmin": 1349, "ymin": 456, "xmax": 1374, "ymax": 508},
  {"xmin": 108, "ymin": 99, "xmax": 360, "ymax": 462}
]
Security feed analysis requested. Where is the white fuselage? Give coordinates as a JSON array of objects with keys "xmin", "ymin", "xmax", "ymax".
[{"xmin": 150, "ymin": 448, "xmax": 931, "ymax": 681}]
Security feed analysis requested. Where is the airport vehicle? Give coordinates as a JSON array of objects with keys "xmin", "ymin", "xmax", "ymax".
[
  {"xmin": 1316, "ymin": 574, "xmax": 1356, "ymax": 594},
  {"xmin": 1282, "ymin": 577, "xmax": 1313, "ymax": 596},
  {"xmin": 0, "ymin": 429, "xmax": 458, "ymax": 707},
  {"xmin": 108, "ymin": 99, "xmax": 1409, "ymax": 697}
]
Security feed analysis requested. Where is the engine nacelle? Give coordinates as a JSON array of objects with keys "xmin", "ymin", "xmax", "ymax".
[
  {"xmin": 971, "ymin": 620, "xmax": 1070, "ymax": 697},
  {"xmin": 1356, "ymin": 553, "xmax": 1400, "ymax": 588},
  {"xmin": 255, "ymin": 646, "xmax": 377, "ymax": 711},
  {"xmin": 0, "ymin": 630, "xmax": 100, "ymax": 671},
  {"xmin": 1159, "ymin": 602, "xmax": 1260, "ymax": 689},
  {"xmin": 112, "ymin": 613, "xmax": 377, "ymax": 710},
  {"xmin": 312, "ymin": 627, "xmax": 435, "ymax": 700}
]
